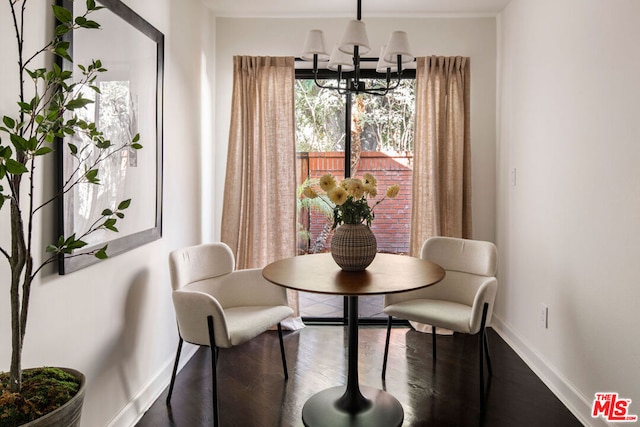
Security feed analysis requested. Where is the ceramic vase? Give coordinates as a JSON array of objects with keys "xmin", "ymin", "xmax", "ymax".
[{"xmin": 330, "ymin": 223, "xmax": 377, "ymax": 271}]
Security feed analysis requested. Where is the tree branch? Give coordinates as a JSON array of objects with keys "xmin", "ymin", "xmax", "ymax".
[{"xmin": 0, "ymin": 245, "xmax": 10, "ymax": 261}]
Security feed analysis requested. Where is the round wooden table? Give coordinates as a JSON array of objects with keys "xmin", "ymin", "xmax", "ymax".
[{"xmin": 262, "ymin": 253, "xmax": 445, "ymax": 427}]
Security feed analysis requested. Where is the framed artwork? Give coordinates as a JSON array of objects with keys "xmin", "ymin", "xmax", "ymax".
[{"xmin": 57, "ymin": 0, "xmax": 164, "ymax": 274}]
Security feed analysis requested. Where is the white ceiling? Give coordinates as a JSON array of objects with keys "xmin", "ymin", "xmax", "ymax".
[{"xmin": 203, "ymin": 0, "xmax": 513, "ymax": 18}]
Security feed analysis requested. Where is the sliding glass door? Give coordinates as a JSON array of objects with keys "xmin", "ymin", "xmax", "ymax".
[{"xmin": 295, "ymin": 71, "xmax": 415, "ymax": 323}]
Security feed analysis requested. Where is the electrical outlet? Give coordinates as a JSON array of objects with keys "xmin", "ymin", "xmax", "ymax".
[{"xmin": 539, "ymin": 304, "xmax": 548, "ymax": 329}]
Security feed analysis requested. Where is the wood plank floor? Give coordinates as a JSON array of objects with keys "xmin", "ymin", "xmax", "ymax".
[{"xmin": 136, "ymin": 326, "xmax": 582, "ymax": 427}]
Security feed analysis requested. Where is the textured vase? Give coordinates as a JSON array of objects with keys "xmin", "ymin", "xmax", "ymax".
[{"xmin": 330, "ymin": 224, "xmax": 377, "ymax": 271}]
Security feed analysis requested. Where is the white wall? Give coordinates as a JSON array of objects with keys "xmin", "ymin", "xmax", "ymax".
[
  {"xmin": 496, "ymin": 1, "xmax": 640, "ymax": 425},
  {"xmin": 0, "ymin": 0, "xmax": 208, "ymax": 425},
  {"xmin": 211, "ymin": 17, "xmax": 497, "ymax": 243}
]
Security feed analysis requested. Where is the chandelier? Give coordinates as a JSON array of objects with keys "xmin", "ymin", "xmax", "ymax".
[{"xmin": 301, "ymin": 0, "xmax": 414, "ymax": 96}]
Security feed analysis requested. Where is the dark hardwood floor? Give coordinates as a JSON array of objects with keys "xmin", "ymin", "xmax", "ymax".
[{"xmin": 136, "ymin": 326, "xmax": 582, "ymax": 427}]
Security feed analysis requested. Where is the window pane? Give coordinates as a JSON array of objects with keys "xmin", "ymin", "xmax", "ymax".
[
  {"xmin": 351, "ymin": 79, "xmax": 415, "ymax": 255},
  {"xmin": 295, "ymin": 79, "xmax": 346, "ymax": 319}
]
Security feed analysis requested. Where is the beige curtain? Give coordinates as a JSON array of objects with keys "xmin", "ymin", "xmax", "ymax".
[
  {"xmin": 221, "ymin": 56, "xmax": 302, "ymax": 328},
  {"xmin": 409, "ymin": 56, "xmax": 472, "ymax": 257}
]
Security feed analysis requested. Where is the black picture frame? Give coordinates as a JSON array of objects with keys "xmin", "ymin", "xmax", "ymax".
[{"xmin": 57, "ymin": 0, "xmax": 164, "ymax": 274}]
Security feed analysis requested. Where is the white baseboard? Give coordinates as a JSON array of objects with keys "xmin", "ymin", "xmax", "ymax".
[
  {"xmin": 491, "ymin": 315, "xmax": 611, "ymax": 427},
  {"xmin": 106, "ymin": 345, "xmax": 199, "ymax": 427}
]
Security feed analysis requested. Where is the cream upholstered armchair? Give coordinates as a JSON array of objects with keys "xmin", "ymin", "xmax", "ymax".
[
  {"xmin": 381, "ymin": 236, "xmax": 498, "ymax": 408},
  {"xmin": 166, "ymin": 242, "xmax": 293, "ymax": 427}
]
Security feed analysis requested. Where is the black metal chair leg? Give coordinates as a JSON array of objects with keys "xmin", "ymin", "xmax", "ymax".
[
  {"xmin": 431, "ymin": 325, "xmax": 437, "ymax": 361},
  {"xmin": 478, "ymin": 303, "xmax": 490, "ymax": 411},
  {"xmin": 484, "ymin": 330, "xmax": 493, "ymax": 375},
  {"xmin": 207, "ymin": 316, "xmax": 219, "ymax": 427},
  {"xmin": 382, "ymin": 316, "xmax": 392, "ymax": 380},
  {"xmin": 277, "ymin": 323, "xmax": 289, "ymax": 380},
  {"xmin": 166, "ymin": 337, "xmax": 184, "ymax": 404},
  {"xmin": 479, "ymin": 330, "xmax": 485, "ymax": 409}
]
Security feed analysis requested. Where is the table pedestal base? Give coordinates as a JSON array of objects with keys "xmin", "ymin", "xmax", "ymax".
[{"xmin": 302, "ymin": 385, "xmax": 403, "ymax": 427}]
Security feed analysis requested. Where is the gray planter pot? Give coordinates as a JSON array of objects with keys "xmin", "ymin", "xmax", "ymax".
[{"xmin": 21, "ymin": 368, "xmax": 86, "ymax": 427}]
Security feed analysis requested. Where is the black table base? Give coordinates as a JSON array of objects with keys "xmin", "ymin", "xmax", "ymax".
[
  {"xmin": 302, "ymin": 296, "xmax": 403, "ymax": 427},
  {"xmin": 302, "ymin": 385, "xmax": 403, "ymax": 427}
]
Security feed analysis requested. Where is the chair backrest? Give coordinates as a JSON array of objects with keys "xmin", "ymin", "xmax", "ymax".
[
  {"xmin": 169, "ymin": 243, "xmax": 235, "ymax": 291},
  {"xmin": 421, "ymin": 236, "xmax": 497, "ymax": 278},
  {"xmin": 386, "ymin": 237, "xmax": 497, "ymax": 307},
  {"xmin": 421, "ymin": 236, "xmax": 497, "ymax": 306}
]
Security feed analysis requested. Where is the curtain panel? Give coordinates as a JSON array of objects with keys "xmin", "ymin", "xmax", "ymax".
[
  {"xmin": 221, "ymin": 56, "xmax": 297, "ymax": 268},
  {"xmin": 409, "ymin": 56, "xmax": 472, "ymax": 257},
  {"xmin": 221, "ymin": 56, "xmax": 302, "ymax": 328}
]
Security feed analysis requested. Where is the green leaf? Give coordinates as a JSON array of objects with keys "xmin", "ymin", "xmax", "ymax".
[
  {"xmin": 5, "ymin": 159, "xmax": 28, "ymax": 175},
  {"xmin": 132, "ymin": 133, "xmax": 140, "ymax": 142},
  {"xmin": 95, "ymin": 245, "xmax": 108, "ymax": 259},
  {"xmin": 0, "ymin": 165, "xmax": 5, "ymax": 180},
  {"xmin": 87, "ymin": 0, "xmax": 96, "ymax": 10},
  {"xmin": 104, "ymin": 218, "xmax": 117, "ymax": 228},
  {"xmin": 85, "ymin": 169, "xmax": 99, "ymax": 183},
  {"xmin": 55, "ymin": 42, "xmax": 70, "ymax": 53},
  {"xmin": 52, "ymin": 62, "xmax": 62, "ymax": 75},
  {"xmin": 101, "ymin": 209, "xmax": 114, "ymax": 216},
  {"xmin": 46, "ymin": 244, "xmax": 58, "ymax": 253},
  {"xmin": 96, "ymin": 140, "xmax": 111, "ymax": 149},
  {"xmin": 10, "ymin": 133, "xmax": 28, "ymax": 151},
  {"xmin": 52, "ymin": 5, "xmax": 73, "ymax": 24},
  {"xmin": 34, "ymin": 147, "xmax": 54, "ymax": 156},
  {"xmin": 54, "ymin": 47, "xmax": 72, "ymax": 62},
  {"xmin": 117, "ymin": 199, "xmax": 131, "ymax": 210},
  {"xmin": 27, "ymin": 137, "xmax": 38, "ymax": 151},
  {"xmin": 131, "ymin": 143, "xmax": 143, "ymax": 150},
  {"xmin": 82, "ymin": 20, "xmax": 100, "ymax": 29},
  {"xmin": 55, "ymin": 24, "xmax": 70, "ymax": 36},
  {"xmin": 66, "ymin": 98, "xmax": 94, "ymax": 110},
  {"xmin": 68, "ymin": 143, "xmax": 78, "ymax": 155},
  {"xmin": 3, "ymin": 116, "xmax": 15, "ymax": 129},
  {"xmin": 116, "ymin": 212, "xmax": 124, "ymax": 219},
  {"xmin": 68, "ymin": 240, "xmax": 87, "ymax": 250},
  {"xmin": 18, "ymin": 102, "xmax": 32, "ymax": 113}
]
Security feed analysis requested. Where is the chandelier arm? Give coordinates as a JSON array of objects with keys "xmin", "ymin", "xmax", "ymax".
[
  {"xmin": 312, "ymin": 72, "xmax": 351, "ymax": 93},
  {"xmin": 313, "ymin": 53, "xmax": 344, "ymax": 91},
  {"xmin": 361, "ymin": 74, "xmax": 404, "ymax": 96}
]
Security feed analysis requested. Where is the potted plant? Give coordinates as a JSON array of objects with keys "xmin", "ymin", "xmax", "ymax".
[{"xmin": 0, "ymin": 0, "xmax": 141, "ymax": 425}]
